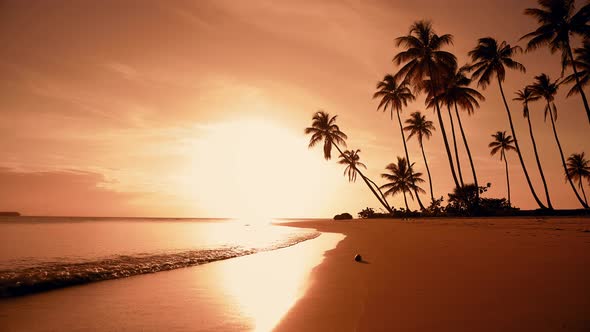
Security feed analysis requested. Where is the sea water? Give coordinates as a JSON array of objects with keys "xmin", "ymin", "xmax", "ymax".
[{"xmin": 0, "ymin": 217, "xmax": 319, "ymax": 297}]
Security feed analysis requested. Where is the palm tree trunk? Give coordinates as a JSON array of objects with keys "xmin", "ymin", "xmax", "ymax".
[
  {"xmin": 454, "ymin": 103, "xmax": 479, "ymax": 200},
  {"xmin": 446, "ymin": 104, "xmax": 464, "ymax": 186},
  {"xmin": 503, "ymin": 151, "xmax": 510, "ymax": 206},
  {"xmin": 332, "ymin": 143, "xmax": 394, "ymax": 213},
  {"xmin": 547, "ymin": 102, "xmax": 589, "ymax": 208},
  {"xmin": 525, "ymin": 111, "xmax": 553, "ymax": 209},
  {"xmin": 426, "ymin": 63, "xmax": 461, "ymax": 189},
  {"xmin": 420, "ymin": 141, "xmax": 435, "ymax": 203},
  {"xmin": 497, "ymin": 78, "xmax": 547, "ymax": 209},
  {"xmin": 402, "ymin": 191, "xmax": 409, "ymax": 212},
  {"xmin": 396, "ymin": 109, "xmax": 426, "ymax": 210},
  {"xmin": 567, "ymin": 45, "xmax": 590, "ymax": 124},
  {"xmin": 580, "ymin": 180, "xmax": 588, "ymax": 205},
  {"xmin": 365, "ymin": 176, "xmax": 392, "ymax": 210}
]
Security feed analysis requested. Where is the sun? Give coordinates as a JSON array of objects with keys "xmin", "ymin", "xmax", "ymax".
[{"xmin": 185, "ymin": 118, "xmax": 338, "ymax": 220}]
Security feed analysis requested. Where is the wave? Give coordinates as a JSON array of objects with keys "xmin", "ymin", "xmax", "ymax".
[{"xmin": 0, "ymin": 231, "xmax": 320, "ymax": 298}]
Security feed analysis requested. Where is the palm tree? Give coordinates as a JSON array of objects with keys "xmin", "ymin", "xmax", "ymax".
[
  {"xmin": 373, "ymin": 75, "xmax": 425, "ymax": 210},
  {"xmin": 513, "ymin": 87, "xmax": 553, "ymax": 209},
  {"xmin": 489, "ymin": 131, "xmax": 516, "ymax": 206},
  {"xmin": 468, "ymin": 37, "xmax": 548, "ymax": 209},
  {"xmin": 380, "ymin": 157, "xmax": 426, "ymax": 212},
  {"xmin": 563, "ymin": 41, "xmax": 590, "ymax": 98},
  {"xmin": 522, "ymin": 0, "xmax": 590, "ymax": 124},
  {"xmin": 393, "ymin": 20, "xmax": 461, "ymax": 189},
  {"xmin": 566, "ymin": 152, "xmax": 590, "ymax": 205},
  {"xmin": 528, "ymin": 74, "xmax": 589, "ymax": 208},
  {"xmin": 305, "ymin": 111, "xmax": 393, "ymax": 213},
  {"xmin": 403, "ymin": 111, "xmax": 436, "ymax": 203},
  {"xmin": 338, "ymin": 149, "xmax": 366, "ymax": 183}
]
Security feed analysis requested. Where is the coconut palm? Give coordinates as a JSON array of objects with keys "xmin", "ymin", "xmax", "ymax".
[
  {"xmin": 338, "ymin": 149, "xmax": 366, "ymax": 183},
  {"xmin": 403, "ymin": 111, "xmax": 436, "ymax": 203},
  {"xmin": 528, "ymin": 74, "xmax": 589, "ymax": 208},
  {"xmin": 513, "ymin": 87, "xmax": 553, "ymax": 209},
  {"xmin": 489, "ymin": 131, "xmax": 516, "ymax": 206},
  {"xmin": 393, "ymin": 20, "xmax": 461, "ymax": 189},
  {"xmin": 522, "ymin": 0, "xmax": 590, "ymax": 124},
  {"xmin": 563, "ymin": 41, "xmax": 590, "ymax": 98},
  {"xmin": 373, "ymin": 75, "xmax": 425, "ymax": 210},
  {"xmin": 305, "ymin": 111, "xmax": 393, "ymax": 213},
  {"xmin": 468, "ymin": 37, "xmax": 548, "ymax": 209},
  {"xmin": 380, "ymin": 157, "xmax": 426, "ymax": 212},
  {"xmin": 566, "ymin": 152, "xmax": 590, "ymax": 205}
]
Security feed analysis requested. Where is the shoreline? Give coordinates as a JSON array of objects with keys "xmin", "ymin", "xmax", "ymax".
[{"xmin": 275, "ymin": 217, "xmax": 590, "ymax": 331}]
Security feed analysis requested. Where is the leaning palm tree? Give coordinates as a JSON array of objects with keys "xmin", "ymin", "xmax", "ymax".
[
  {"xmin": 393, "ymin": 20, "xmax": 461, "ymax": 189},
  {"xmin": 513, "ymin": 87, "xmax": 553, "ymax": 209},
  {"xmin": 403, "ymin": 111, "xmax": 436, "ymax": 203},
  {"xmin": 380, "ymin": 157, "xmax": 426, "ymax": 212},
  {"xmin": 373, "ymin": 75, "xmax": 425, "ymax": 210},
  {"xmin": 489, "ymin": 131, "xmax": 516, "ymax": 206},
  {"xmin": 563, "ymin": 41, "xmax": 590, "ymax": 98},
  {"xmin": 528, "ymin": 74, "xmax": 589, "ymax": 208},
  {"xmin": 468, "ymin": 37, "xmax": 548, "ymax": 209},
  {"xmin": 522, "ymin": 0, "xmax": 590, "ymax": 124},
  {"xmin": 338, "ymin": 149, "xmax": 366, "ymax": 183},
  {"xmin": 566, "ymin": 152, "xmax": 590, "ymax": 205},
  {"xmin": 305, "ymin": 111, "xmax": 393, "ymax": 213}
]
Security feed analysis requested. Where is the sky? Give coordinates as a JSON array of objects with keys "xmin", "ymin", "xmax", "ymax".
[{"xmin": 1, "ymin": 0, "xmax": 589, "ymax": 218}]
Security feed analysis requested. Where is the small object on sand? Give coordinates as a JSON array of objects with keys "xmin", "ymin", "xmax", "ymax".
[{"xmin": 354, "ymin": 254, "xmax": 362, "ymax": 262}]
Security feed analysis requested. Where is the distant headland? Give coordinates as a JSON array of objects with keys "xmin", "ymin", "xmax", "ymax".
[{"xmin": 0, "ymin": 212, "xmax": 21, "ymax": 217}]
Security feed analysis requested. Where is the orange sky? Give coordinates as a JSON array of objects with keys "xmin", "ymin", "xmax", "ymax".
[{"xmin": 1, "ymin": 0, "xmax": 589, "ymax": 217}]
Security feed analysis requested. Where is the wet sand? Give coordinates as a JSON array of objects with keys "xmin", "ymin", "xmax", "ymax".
[{"xmin": 275, "ymin": 217, "xmax": 590, "ymax": 332}]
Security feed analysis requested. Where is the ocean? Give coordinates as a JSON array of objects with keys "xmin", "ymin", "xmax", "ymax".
[{"xmin": 0, "ymin": 216, "xmax": 320, "ymax": 298}]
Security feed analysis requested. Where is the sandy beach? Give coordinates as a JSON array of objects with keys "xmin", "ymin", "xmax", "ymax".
[{"xmin": 1, "ymin": 217, "xmax": 589, "ymax": 331}]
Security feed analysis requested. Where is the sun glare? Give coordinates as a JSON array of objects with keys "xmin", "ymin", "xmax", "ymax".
[{"xmin": 187, "ymin": 118, "xmax": 336, "ymax": 220}]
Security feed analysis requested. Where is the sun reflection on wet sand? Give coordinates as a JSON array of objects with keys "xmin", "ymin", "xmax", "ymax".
[{"xmin": 217, "ymin": 232, "xmax": 345, "ymax": 331}]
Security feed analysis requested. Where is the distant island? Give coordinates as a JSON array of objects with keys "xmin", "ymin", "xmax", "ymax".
[{"xmin": 0, "ymin": 212, "xmax": 21, "ymax": 217}]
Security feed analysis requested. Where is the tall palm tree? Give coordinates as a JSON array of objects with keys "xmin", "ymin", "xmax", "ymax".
[
  {"xmin": 563, "ymin": 41, "xmax": 590, "ymax": 98},
  {"xmin": 380, "ymin": 157, "xmax": 426, "ymax": 212},
  {"xmin": 528, "ymin": 74, "xmax": 589, "ymax": 208},
  {"xmin": 373, "ymin": 75, "xmax": 425, "ymax": 210},
  {"xmin": 489, "ymin": 131, "xmax": 516, "ymax": 206},
  {"xmin": 513, "ymin": 87, "xmax": 553, "ymax": 209},
  {"xmin": 566, "ymin": 152, "xmax": 590, "ymax": 205},
  {"xmin": 522, "ymin": 0, "xmax": 590, "ymax": 124},
  {"xmin": 393, "ymin": 20, "xmax": 461, "ymax": 189},
  {"xmin": 338, "ymin": 149, "xmax": 366, "ymax": 183},
  {"xmin": 404, "ymin": 111, "xmax": 436, "ymax": 203},
  {"xmin": 468, "ymin": 37, "xmax": 548, "ymax": 209},
  {"xmin": 305, "ymin": 111, "xmax": 393, "ymax": 213}
]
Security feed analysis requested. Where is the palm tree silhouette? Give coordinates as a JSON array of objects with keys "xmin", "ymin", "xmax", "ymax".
[
  {"xmin": 403, "ymin": 111, "xmax": 436, "ymax": 203},
  {"xmin": 305, "ymin": 111, "xmax": 393, "ymax": 213},
  {"xmin": 522, "ymin": 0, "xmax": 590, "ymax": 124},
  {"xmin": 489, "ymin": 131, "xmax": 516, "ymax": 206},
  {"xmin": 338, "ymin": 149, "xmax": 366, "ymax": 183},
  {"xmin": 563, "ymin": 41, "xmax": 590, "ymax": 98},
  {"xmin": 566, "ymin": 152, "xmax": 590, "ymax": 205},
  {"xmin": 528, "ymin": 74, "xmax": 589, "ymax": 208},
  {"xmin": 373, "ymin": 75, "xmax": 425, "ymax": 210},
  {"xmin": 468, "ymin": 37, "xmax": 548, "ymax": 209},
  {"xmin": 380, "ymin": 157, "xmax": 426, "ymax": 212},
  {"xmin": 513, "ymin": 87, "xmax": 553, "ymax": 209},
  {"xmin": 393, "ymin": 20, "xmax": 461, "ymax": 189}
]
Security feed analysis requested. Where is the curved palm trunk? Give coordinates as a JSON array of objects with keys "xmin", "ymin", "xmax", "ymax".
[
  {"xmin": 426, "ymin": 63, "xmax": 461, "ymax": 189},
  {"xmin": 497, "ymin": 78, "xmax": 547, "ymax": 209},
  {"xmin": 525, "ymin": 111, "xmax": 553, "ymax": 209},
  {"xmin": 420, "ymin": 141, "xmax": 435, "ymax": 203},
  {"xmin": 446, "ymin": 104, "xmax": 464, "ymax": 186},
  {"xmin": 332, "ymin": 143, "xmax": 394, "ymax": 213},
  {"xmin": 580, "ymin": 180, "xmax": 588, "ymax": 205},
  {"xmin": 402, "ymin": 191, "xmax": 409, "ymax": 211},
  {"xmin": 503, "ymin": 151, "xmax": 510, "ymax": 206},
  {"xmin": 567, "ymin": 45, "xmax": 590, "ymax": 124},
  {"xmin": 547, "ymin": 102, "xmax": 589, "ymax": 208},
  {"xmin": 454, "ymin": 103, "xmax": 479, "ymax": 198},
  {"xmin": 396, "ymin": 109, "xmax": 426, "ymax": 210}
]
